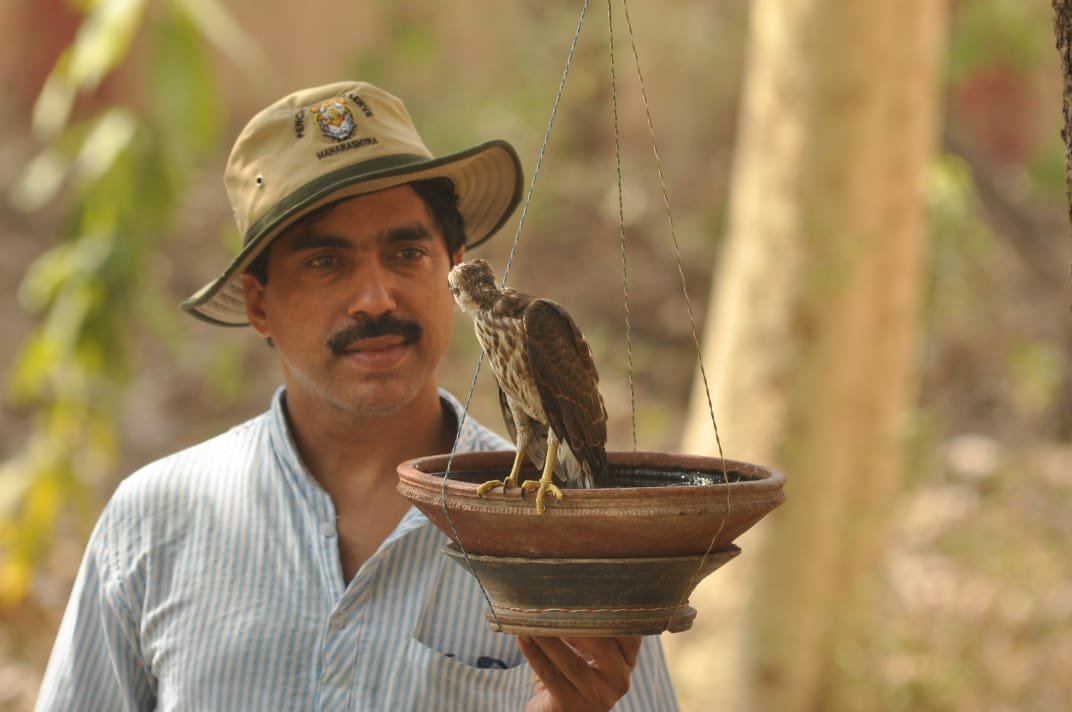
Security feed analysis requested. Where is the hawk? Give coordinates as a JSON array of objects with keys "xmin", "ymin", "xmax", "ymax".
[{"xmin": 448, "ymin": 259, "xmax": 608, "ymax": 514}]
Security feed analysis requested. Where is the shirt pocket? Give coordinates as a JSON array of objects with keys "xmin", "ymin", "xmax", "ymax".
[
  {"xmin": 410, "ymin": 551, "xmax": 524, "ymax": 669},
  {"xmin": 384, "ymin": 637, "xmax": 533, "ymax": 711}
]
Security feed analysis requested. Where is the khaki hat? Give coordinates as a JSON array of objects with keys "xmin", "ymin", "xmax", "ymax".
[{"xmin": 182, "ymin": 80, "xmax": 523, "ymax": 326}]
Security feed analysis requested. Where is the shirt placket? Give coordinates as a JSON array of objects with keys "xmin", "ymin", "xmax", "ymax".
[
  {"xmin": 314, "ymin": 511, "xmax": 375, "ymax": 710},
  {"xmin": 317, "ymin": 585, "xmax": 370, "ymax": 708}
]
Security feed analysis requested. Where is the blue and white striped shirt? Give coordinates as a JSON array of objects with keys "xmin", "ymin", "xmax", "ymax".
[{"xmin": 36, "ymin": 388, "xmax": 679, "ymax": 711}]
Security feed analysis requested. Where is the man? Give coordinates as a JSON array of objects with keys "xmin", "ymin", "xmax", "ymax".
[{"xmin": 35, "ymin": 81, "xmax": 680, "ymax": 711}]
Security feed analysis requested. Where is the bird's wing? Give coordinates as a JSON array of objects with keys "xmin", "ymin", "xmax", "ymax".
[{"xmin": 522, "ymin": 299, "xmax": 608, "ymax": 481}]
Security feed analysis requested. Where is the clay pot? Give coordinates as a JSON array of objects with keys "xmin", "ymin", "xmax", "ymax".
[
  {"xmin": 397, "ymin": 450, "xmax": 785, "ymax": 558},
  {"xmin": 396, "ymin": 450, "xmax": 785, "ymax": 635},
  {"xmin": 441, "ymin": 543, "xmax": 741, "ymax": 636}
]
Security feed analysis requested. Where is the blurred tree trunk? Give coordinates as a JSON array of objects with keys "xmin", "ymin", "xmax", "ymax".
[{"xmin": 669, "ymin": 1, "xmax": 947, "ymax": 710}]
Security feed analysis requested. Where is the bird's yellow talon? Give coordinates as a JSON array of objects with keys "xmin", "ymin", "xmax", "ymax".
[
  {"xmin": 476, "ymin": 479, "xmax": 506, "ymax": 497},
  {"xmin": 520, "ymin": 479, "xmax": 563, "ymax": 514},
  {"xmin": 476, "ymin": 470, "xmax": 522, "ymax": 497}
]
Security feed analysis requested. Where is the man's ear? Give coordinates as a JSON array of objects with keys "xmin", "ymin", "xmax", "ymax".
[
  {"xmin": 451, "ymin": 247, "xmax": 465, "ymax": 267},
  {"xmin": 240, "ymin": 273, "xmax": 271, "ymax": 337}
]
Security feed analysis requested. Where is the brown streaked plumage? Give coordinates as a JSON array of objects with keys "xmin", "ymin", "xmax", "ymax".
[{"xmin": 448, "ymin": 259, "xmax": 607, "ymax": 513}]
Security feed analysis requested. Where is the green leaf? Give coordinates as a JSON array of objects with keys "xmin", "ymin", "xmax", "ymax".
[
  {"xmin": 0, "ymin": 454, "xmax": 36, "ymax": 518},
  {"xmin": 30, "ymin": 51, "xmax": 78, "ymax": 139},
  {"xmin": 147, "ymin": 10, "xmax": 224, "ymax": 160},
  {"xmin": 171, "ymin": 0, "xmax": 272, "ymax": 81},
  {"xmin": 4, "ymin": 0, "xmax": 266, "ymax": 610},
  {"xmin": 72, "ymin": 108, "xmax": 139, "ymax": 185},
  {"xmin": 17, "ymin": 235, "xmax": 113, "ymax": 312},
  {"xmin": 8, "ymin": 146, "xmax": 73, "ymax": 212},
  {"xmin": 7, "ymin": 332, "xmax": 59, "ymax": 404},
  {"xmin": 67, "ymin": 0, "xmax": 149, "ymax": 91}
]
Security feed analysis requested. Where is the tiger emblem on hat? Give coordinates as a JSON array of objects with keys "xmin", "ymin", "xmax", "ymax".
[{"xmin": 310, "ymin": 98, "xmax": 356, "ymax": 141}]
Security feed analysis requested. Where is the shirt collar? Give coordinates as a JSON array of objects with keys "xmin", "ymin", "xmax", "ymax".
[
  {"xmin": 267, "ymin": 387, "xmax": 319, "ymax": 494},
  {"xmin": 264, "ymin": 384, "xmax": 494, "ymax": 507},
  {"xmin": 438, "ymin": 388, "xmax": 491, "ymax": 452}
]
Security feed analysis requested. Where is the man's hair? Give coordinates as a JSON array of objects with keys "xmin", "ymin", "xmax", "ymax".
[
  {"xmin": 411, "ymin": 177, "xmax": 465, "ymax": 256},
  {"xmin": 245, "ymin": 177, "xmax": 465, "ymax": 285}
]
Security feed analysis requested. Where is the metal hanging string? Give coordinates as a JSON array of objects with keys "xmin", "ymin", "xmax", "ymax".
[
  {"xmin": 620, "ymin": 0, "xmax": 724, "ymax": 460},
  {"xmin": 616, "ymin": 0, "xmax": 732, "ymax": 631},
  {"xmin": 502, "ymin": 0, "xmax": 591, "ymax": 287},
  {"xmin": 440, "ymin": 0, "xmax": 731, "ymax": 635},
  {"xmin": 437, "ymin": 352, "xmax": 500, "ymax": 629},
  {"xmin": 607, "ymin": 0, "xmax": 640, "ymax": 452},
  {"xmin": 440, "ymin": 0, "xmax": 592, "ymax": 633}
]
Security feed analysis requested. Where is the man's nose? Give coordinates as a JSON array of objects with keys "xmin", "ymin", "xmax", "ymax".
[{"xmin": 347, "ymin": 261, "xmax": 398, "ymax": 317}]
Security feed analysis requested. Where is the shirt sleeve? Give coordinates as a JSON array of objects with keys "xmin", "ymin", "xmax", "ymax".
[{"xmin": 35, "ymin": 498, "xmax": 157, "ymax": 712}]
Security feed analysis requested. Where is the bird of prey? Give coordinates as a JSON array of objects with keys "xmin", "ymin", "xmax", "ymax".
[{"xmin": 448, "ymin": 259, "xmax": 608, "ymax": 514}]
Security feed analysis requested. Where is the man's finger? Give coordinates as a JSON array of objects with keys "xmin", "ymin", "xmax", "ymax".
[
  {"xmin": 519, "ymin": 635, "xmax": 640, "ymax": 711},
  {"xmin": 614, "ymin": 637, "xmax": 641, "ymax": 668},
  {"xmin": 562, "ymin": 636, "xmax": 641, "ymax": 670},
  {"xmin": 519, "ymin": 636, "xmax": 585, "ymax": 703}
]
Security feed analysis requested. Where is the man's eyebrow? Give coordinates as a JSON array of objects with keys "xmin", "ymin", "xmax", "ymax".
[
  {"xmin": 379, "ymin": 223, "xmax": 434, "ymax": 244},
  {"xmin": 286, "ymin": 233, "xmax": 351, "ymax": 252},
  {"xmin": 284, "ymin": 222, "xmax": 435, "ymax": 252}
]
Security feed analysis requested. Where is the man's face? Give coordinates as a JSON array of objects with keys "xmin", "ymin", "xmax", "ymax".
[{"xmin": 241, "ymin": 185, "xmax": 462, "ymax": 419}]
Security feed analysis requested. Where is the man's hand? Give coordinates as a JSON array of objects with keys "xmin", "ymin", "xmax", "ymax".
[{"xmin": 518, "ymin": 635, "xmax": 642, "ymax": 712}]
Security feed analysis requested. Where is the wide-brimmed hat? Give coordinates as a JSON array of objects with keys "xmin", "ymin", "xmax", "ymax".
[{"xmin": 182, "ymin": 80, "xmax": 523, "ymax": 326}]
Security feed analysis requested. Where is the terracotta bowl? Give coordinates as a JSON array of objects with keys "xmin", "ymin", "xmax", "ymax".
[
  {"xmin": 396, "ymin": 450, "xmax": 785, "ymax": 636},
  {"xmin": 396, "ymin": 450, "xmax": 785, "ymax": 559}
]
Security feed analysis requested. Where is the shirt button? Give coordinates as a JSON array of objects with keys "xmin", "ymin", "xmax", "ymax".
[
  {"xmin": 329, "ymin": 616, "xmax": 346, "ymax": 630},
  {"xmin": 321, "ymin": 522, "xmax": 336, "ymax": 537}
]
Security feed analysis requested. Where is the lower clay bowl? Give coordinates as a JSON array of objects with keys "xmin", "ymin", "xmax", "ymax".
[
  {"xmin": 396, "ymin": 450, "xmax": 785, "ymax": 636},
  {"xmin": 442, "ymin": 543, "xmax": 741, "ymax": 636}
]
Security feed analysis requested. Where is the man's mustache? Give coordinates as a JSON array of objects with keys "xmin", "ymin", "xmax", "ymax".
[{"xmin": 326, "ymin": 315, "xmax": 422, "ymax": 355}]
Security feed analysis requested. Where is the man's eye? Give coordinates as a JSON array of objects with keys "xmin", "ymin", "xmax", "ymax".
[
  {"xmin": 397, "ymin": 247, "xmax": 426, "ymax": 261},
  {"xmin": 308, "ymin": 254, "xmax": 340, "ymax": 269}
]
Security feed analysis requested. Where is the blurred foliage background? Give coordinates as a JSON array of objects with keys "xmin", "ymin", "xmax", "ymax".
[{"xmin": 0, "ymin": 0, "xmax": 1068, "ymax": 710}]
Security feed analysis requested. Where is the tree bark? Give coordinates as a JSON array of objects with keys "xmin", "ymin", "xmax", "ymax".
[
  {"xmin": 668, "ymin": 2, "xmax": 947, "ymax": 710},
  {"xmin": 1053, "ymin": 0, "xmax": 1072, "ymax": 295}
]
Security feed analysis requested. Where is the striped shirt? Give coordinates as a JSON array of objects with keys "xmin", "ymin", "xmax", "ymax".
[{"xmin": 35, "ymin": 388, "xmax": 680, "ymax": 711}]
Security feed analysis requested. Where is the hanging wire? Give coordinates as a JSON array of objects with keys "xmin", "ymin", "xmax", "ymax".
[
  {"xmin": 620, "ymin": 0, "xmax": 724, "ymax": 460},
  {"xmin": 439, "ymin": 0, "xmax": 592, "ymax": 633},
  {"xmin": 437, "ymin": 353, "xmax": 501, "ymax": 628},
  {"xmin": 617, "ymin": 0, "xmax": 733, "ymax": 630},
  {"xmin": 502, "ymin": 0, "xmax": 591, "ymax": 286},
  {"xmin": 440, "ymin": 0, "xmax": 733, "ymax": 636},
  {"xmin": 607, "ymin": 0, "xmax": 640, "ymax": 452}
]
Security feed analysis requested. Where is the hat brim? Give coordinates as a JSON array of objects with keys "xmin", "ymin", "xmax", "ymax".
[{"xmin": 182, "ymin": 139, "xmax": 522, "ymax": 327}]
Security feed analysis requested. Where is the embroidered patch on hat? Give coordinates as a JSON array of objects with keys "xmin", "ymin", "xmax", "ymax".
[{"xmin": 310, "ymin": 98, "xmax": 356, "ymax": 141}]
